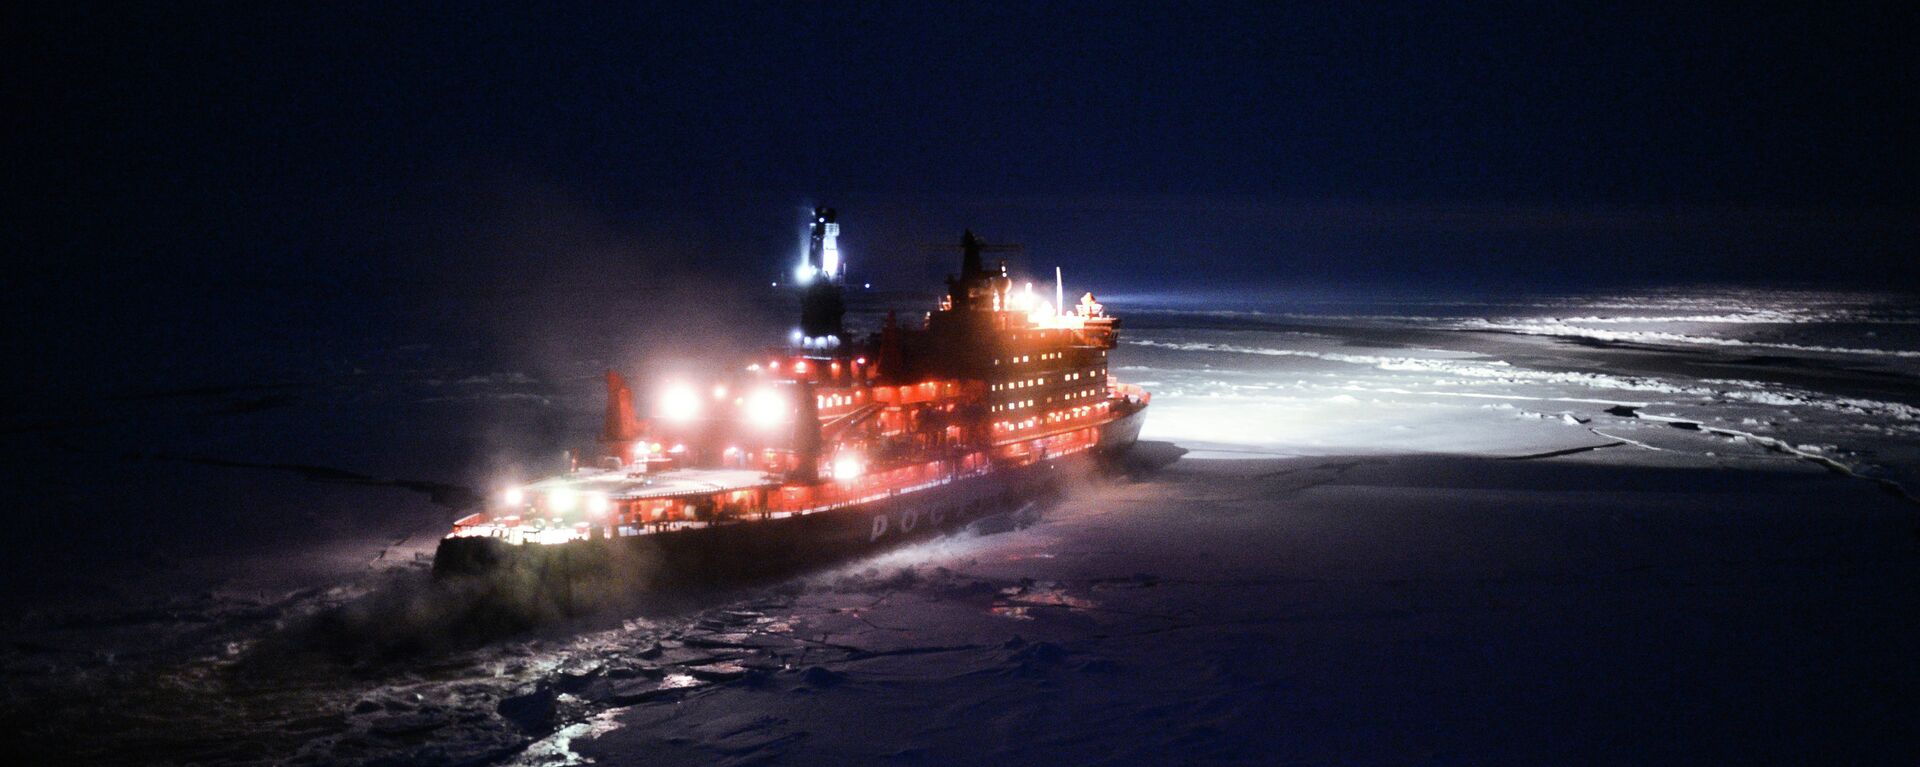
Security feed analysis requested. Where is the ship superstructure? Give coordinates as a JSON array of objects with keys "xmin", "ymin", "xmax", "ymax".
[{"xmin": 434, "ymin": 210, "xmax": 1147, "ymax": 578}]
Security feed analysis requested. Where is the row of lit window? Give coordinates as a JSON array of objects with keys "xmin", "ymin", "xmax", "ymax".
[
  {"xmin": 993, "ymin": 401, "xmax": 1110, "ymax": 432},
  {"xmin": 1038, "ymin": 387, "xmax": 1100, "ymax": 406},
  {"xmin": 992, "ymin": 377, "xmax": 1047, "ymax": 392},
  {"xmin": 993, "ymin": 350, "xmax": 1068, "ymax": 366},
  {"xmin": 1046, "ymin": 404, "xmax": 1102, "ymax": 423},
  {"xmin": 992, "ymin": 366, "xmax": 1103, "ymax": 394},
  {"xmin": 1031, "ymin": 388, "xmax": 1098, "ymax": 407},
  {"xmin": 991, "ymin": 399, "xmax": 1035, "ymax": 412},
  {"xmin": 992, "ymin": 373, "xmax": 1104, "ymax": 404},
  {"xmin": 816, "ymin": 392, "xmax": 866, "ymax": 408}
]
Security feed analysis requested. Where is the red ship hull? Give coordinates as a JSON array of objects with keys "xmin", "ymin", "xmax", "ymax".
[{"xmin": 433, "ymin": 407, "xmax": 1142, "ymax": 586}]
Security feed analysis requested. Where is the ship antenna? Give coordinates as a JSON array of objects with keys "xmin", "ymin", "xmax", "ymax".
[{"xmin": 1055, "ymin": 266, "xmax": 1064, "ymax": 317}]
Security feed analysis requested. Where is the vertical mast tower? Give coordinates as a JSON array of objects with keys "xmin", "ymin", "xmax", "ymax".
[{"xmin": 797, "ymin": 207, "xmax": 846, "ymax": 348}]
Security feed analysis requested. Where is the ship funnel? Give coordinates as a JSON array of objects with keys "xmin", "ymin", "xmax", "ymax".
[{"xmin": 602, "ymin": 370, "xmax": 643, "ymax": 444}]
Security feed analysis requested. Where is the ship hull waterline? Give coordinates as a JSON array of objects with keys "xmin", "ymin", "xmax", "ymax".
[{"xmin": 432, "ymin": 408, "xmax": 1144, "ymax": 589}]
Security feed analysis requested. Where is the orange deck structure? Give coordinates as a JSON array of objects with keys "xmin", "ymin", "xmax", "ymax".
[{"xmin": 436, "ymin": 210, "xmax": 1147, "ymax": 574}]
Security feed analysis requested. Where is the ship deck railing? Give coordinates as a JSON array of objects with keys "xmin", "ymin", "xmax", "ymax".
[{"xmin": 457, "ymin": 467, "xmax": 1000, "ymax": 545}]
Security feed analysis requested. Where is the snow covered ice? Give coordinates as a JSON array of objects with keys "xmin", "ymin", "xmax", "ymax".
[{"xmin": 4, "ymin": 288, "xmax": 1918, "ymax": 764}]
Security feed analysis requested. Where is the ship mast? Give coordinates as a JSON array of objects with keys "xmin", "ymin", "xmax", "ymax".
[{"xmin": 796, "ymin": 207, "xmax": 847, "ymax": 348}]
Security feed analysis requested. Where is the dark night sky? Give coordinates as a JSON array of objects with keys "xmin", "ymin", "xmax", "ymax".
[{"xmin": 6, "ymin": 3, "xmax": 1916, "ymax": 395}]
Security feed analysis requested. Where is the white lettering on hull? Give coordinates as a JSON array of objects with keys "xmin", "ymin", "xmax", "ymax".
[{"xmin": 870, "ymin": 506, "xmax": 950, "ymax": 542}]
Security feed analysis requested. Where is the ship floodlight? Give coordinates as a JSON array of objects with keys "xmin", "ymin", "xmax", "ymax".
[
  {"xmin": 660, "ymin": 383, "xmax": 701, "ymax": 422},
  {"xmin": 746, "ymin": 388, "xmax": 788, "ymax": 428},
  {"xmin": 712, "ymin": 384, "xmax": 728, "ymax": 399},
  {"xmin": 585, "ymin": 492, "xmax": 609, "ymax": 515},
  {"xmin": 1030, "ymin": 300, "xmax": 1054, "ymax": 325},
  {"xmin": 502, "ymin": 486, "xmax": 524, "ymax": 506},
  {"xmin": 548, "ymin": 487, "xmax": 578, "ymax": 513},
  {"xmin": 833, "ymin": 453, "xmax": 864, "ymax": 480}
]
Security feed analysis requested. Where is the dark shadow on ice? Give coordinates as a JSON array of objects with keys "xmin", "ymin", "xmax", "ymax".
[
  {"xmin": 1502, "ymin": 441, "xmax": 1627, "ymax": 460},
  {"xmin": 1107, "ymin": 439, "xmax": 1187, "ymax": 478}
]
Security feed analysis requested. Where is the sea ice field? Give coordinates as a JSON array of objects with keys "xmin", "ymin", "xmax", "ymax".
[{"xmin": 3, "ymin": 287, "xmax": 1917, "ymax": 764}]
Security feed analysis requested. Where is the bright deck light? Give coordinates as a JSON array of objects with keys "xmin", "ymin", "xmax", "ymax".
[
  {"xmin": 659, "ymin": 383, "xmax": 701, "ymax": 422},
  {"xmin": 547, "ymin": 487, "xmax": 577, "ymax": 512},
  {"xmin": 585, "ymin": 492, "xmax": 609, "ymax": 515},
  {"xmin": 502, "ymin": 486, "xmax": 524, "ymax": 506},
  {"xmin": 746, "ymin": 388, "xmax": 788, "ymax": 428},
  {"xmin": 833, "ymin": 453, "xmax": 864, "ymax": 480},
  {"xmin": 1028, "ymin": 300, "xmax": 1054, "ymax": 325}
]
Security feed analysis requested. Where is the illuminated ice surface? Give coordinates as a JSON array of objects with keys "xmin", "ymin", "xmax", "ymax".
[{"xmin": 3, "ymin": 289, "xmax": 1918, "ymax": 763}]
